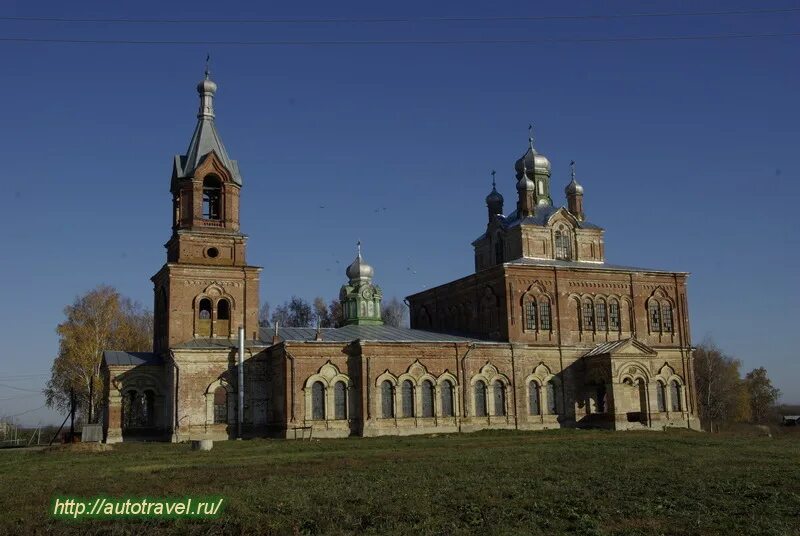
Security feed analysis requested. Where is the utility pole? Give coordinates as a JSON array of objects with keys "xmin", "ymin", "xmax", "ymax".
[{"xmin": 69, "ymin": 387, "xmax": 75, "ymax": 442}]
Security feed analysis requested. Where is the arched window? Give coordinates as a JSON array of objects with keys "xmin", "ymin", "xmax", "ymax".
[
  {"xmin": 474, "ymin": 380, "xmax": 487, "ymax": 417},
  {"xmin": 555, "ymin": 230, "xmax": 572, "ymax": 260},
  {"xmin": 421, "ymin": 380, "xmax": 434, "ymax": 418},
  {"xmin": 311, "ymin": 381, "xmax": 325, "ymax": 420},
  {"xmin": 609, "ymin": 299, "xmax": 620, "ymax": 331},
  {"xmin": 596, "ymin": 300, "xmax": 607, "ymax": 331},
  {"xmin": 529, "ymin": 382, "xmax": 541, "ymax": 415},
  {"xmin": 657, "ymin": 381, "xmax": 667, "ymax": 412},
  {"xmin": 493, "ymin": 381, "xmax": 506, "ymax": 417},
  {"xmin": 216, "ymin": 299, "xmax": 230, "ymax": 338},
  {"xmin": 525, "ymin": 300, "xmax": 537, "ymax": 331},
  {"xmin": 213, "ymin": 386, "xmax": 227, "ymax": 424},
  {"xmin": 334, "ymin": 381, "xmax": 347, "ymax": 420},
  {"xmin": 202, "ymin": 176, "xmax": 222, "ymax": 220},
  {"xmin": 547, "ymin": 381, "xmax": 559, "ymax": 414},
  {"xmin": 539, "ymin": 299, "xmax": 552, "ymax": 330},
  {"xmin": 670, "ymin": 380, "xmax": 682, "ymax": 411},
  {"xmin": 401, "ymin": 380, "xmax": 414, "ymax": 418},
  {"xmin": 596, "ymin": 384, "xmax": 606, "ymax": 413},
  {"xmin": 494, "ymin": 236, "xmax": 504, "ymax": 264},
  {"xmin": 441, "ymin": 380, "xmax": 455, "ymax": 417},
  {"xmin": 661, "ymin": 303, "xmax": 673, "ymax": 333},
  {"xmin": 198, "ymin": 298, "xmax": 212, "ymax": 337},
  {"xmin": 649, "ymin": 301, "xmax": 661, "ymax": 332},
  {"xmin": 582, "ymin": 301, "xmax": 595, "ymax": 331},
  {"xmin": 381, "ymin": 381, "xmax": 394, "ymax": 418}
]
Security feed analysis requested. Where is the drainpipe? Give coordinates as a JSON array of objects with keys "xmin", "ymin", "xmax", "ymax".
[{"xmin": 238, "ymin": 326, "xmax": 245, "ymax": 439}]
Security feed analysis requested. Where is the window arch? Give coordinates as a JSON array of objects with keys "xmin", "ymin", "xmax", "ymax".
[
  {"xmin": 311, "ymin": 381, "xmax": 325, "ymax": 420},
  {"xmin": 493, "ymin": 380, "xmax": 506, "ymax": 417},
  {"xmin": 525, "ymin": 300, "xmax": 537, "ymax": 331},
  {"xmin": 546, "ymin": 381, "xmax": 559, "ymax": 414},
  {"xmin": 202, "ymin": 175, "xmax": 222, "ymax": 220},
  {"xmin": 554, "ymin": 229, "xmax": 572, "ymax": 260},
  {"xmin": 421, "ymin": 380, "xmax": 434, "ymax": 418},
  {"xmin": 474, "ymin": 380, "xmax": 487, "ymax": 417},
  {"xmin": 539, "ymin": 299, "xmax": 552, "ymax": 330},
  {"xmin": 596, "ymin": 299, "xmax": 608, "ymax": 331},
  {"xmin": 440, "ymin": 380, "xmax": 455, "ymax": 417},
  {"xmin": 216, "ymin": 299, "xmax": 230, "ymax": 338},
  {"xmin": 661, "ymin": 303, "xmax": 673, "ymax": 333},
  {"xmin": 529, "ymin": 381, "xmax": 541, "ymax": 415},
  {"xmin": 656, "ymin": 381, "xmax": 667, "ymax": 412},
  {"xmin": 334, "ymin": 381, "xmax": 347, "ymax": 420},
  {"xmin": 582, "ymin": 300, "xmax": 595, "ymax": 331},
  {"xmin": 670, "ymin": 380, "xmax": 682, "ymax": 411},
  {"xmin": 609, "ymin": 299, "xmax": 620, "ymax": 331},
  {"xmin": 401, "ymin": 380, "xmax": 414, "ymax": 417},
  {"xmin": 494, "ymin": 235, "xmax": 505, "ymax": 264},
  {"xmin": 213, "ymin": 386, "xmax": 227, "ymax": 424},
  {"xmin": 198, "ymin": 298, "xmax": 212, "ymax": 337},
  {"xmin": 649, "ymin": 301, "xmax": 662, "ymax": 332},
  {"xmin": 381, "ymin": 380, "xmax": 394, "ymax": 418}
]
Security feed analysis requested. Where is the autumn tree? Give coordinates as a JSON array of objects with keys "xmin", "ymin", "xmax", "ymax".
[
  {"xmin": 744, "ymin": 367, "xmax": 780, "ymax": 424},
  {"xmin": 328, "ymin": 299, "xmax": 344, "ymax": 328},
  {"xmin": 313, "ymin": 297, "xmax": 333, "ymax": 328},
  {"xmin": 382, "ymin": 297, "xmax": 407, "ymax": 328},
  {"xmin": 44, "ymin": 286, "xmax": 152, "ymax": 422},
  {"xmin": 692, "ymin": 341, "xmax": 749, "ymax": 432}
]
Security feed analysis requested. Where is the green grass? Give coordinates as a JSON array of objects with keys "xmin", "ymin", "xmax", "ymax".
[{"xmin": 1, "ymin": 429, "xmax": 799, "ymax": 535}]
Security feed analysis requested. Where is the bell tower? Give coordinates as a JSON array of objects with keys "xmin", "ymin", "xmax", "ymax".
[{"xmin": 151, "ymin": 65, "xmax": 261, "ymax": 353}]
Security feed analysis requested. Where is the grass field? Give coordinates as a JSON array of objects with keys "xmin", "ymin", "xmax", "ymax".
[{"xmin": 0, "ymin": 429, "xmax": 798, "ymax": 535}]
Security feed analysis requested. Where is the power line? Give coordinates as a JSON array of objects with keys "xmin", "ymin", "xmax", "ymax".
[
  {"xmin": 0, "ymin": 32, "xmax": 797, "ymax": 46},
  {"xmin": 3, "ymin": 404, "xmax": 47, "ymax": 419},
  {"xmin": 1, "ymin": 7, "xmax": 798, "ymax": 24},
  {"xmin": 0, "ymin": 383, "xmax": 42, "ymax": 393}
]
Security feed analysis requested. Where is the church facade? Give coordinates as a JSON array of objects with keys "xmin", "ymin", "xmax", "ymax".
[{"xmin": 101, "ymin": 72, "xmax": 699, "ymax": 443}]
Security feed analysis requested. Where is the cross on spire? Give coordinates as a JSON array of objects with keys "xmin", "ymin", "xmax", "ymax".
[
  {"xmin": 357, "ymin": 240, "xmax": 362, "ymax": 258},
  {"xmin": 491, "ymin": 169, "xmax": 496, "ymax": 188},
  {"xmin": 570, "ymin": 160, "xmax": 576, "ymax": 180},
  {"xmin": 204, "ymin": 53, "xmax": 211, "ymax": 80},
  {"xmin": 528, "ymin": 123, "xmax": 535, "ymax": 149}
]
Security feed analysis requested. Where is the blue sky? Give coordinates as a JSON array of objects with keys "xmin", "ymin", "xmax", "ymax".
[{"xmin": 1, "ymin": 0, "xmax": 798, "ymax": 425}]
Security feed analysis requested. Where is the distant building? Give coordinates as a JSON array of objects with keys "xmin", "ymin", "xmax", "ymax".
[{"xmin": 101, "ymin": 71, "xmax": 699, "ymax": 442}]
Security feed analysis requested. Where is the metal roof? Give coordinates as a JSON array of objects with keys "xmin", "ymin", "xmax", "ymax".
[
  {"xmin": 581, "ymin": 338, "xmax": 657, "ymax": 358},
  {"xmin": 172, "ymin": 338, "xmax": 266, "ymax": 349},
  {"xmin": 259, "ymin": 325, "xmax": 482, "ymax": 344},
  {"xmin": 103, "ymin": 351, "xmax": 163, "ymax": 367},
  {"xmin": 472, "ymin": 205, "xmax": 602, "ymax": 244},
  {"xmin": 506, "ymin": 258, "xmax": 687, "ymax": 274}
]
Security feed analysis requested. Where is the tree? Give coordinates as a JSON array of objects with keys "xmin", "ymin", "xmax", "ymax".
[
  {"xmin": 744, "ymin": 367, "xmax": 780, "ymax": 424},
  {"xmin": 44, "ymin": 286, "xmax": 152, "ymax": 422},
  {"xmin": 258, "ymin": 302, "xmax": 271, "ymax": 328},
  {"xmin": 328, "ymin": 299, "xmax": 344, "ymax": 328},
  {"xmin": 692, "ymin": 341, "xmax": 749, "ymax": 432},
  {"xmin": 382, "ymin": 297, "xmax": 407, "ymax": 328},
  {"xmin": 270, "ymin": 296, "xmax": 314, "ymax": 327},
  {"xmin": 313, "ymin": 297, "xmax": 333, "ymax": 328}
]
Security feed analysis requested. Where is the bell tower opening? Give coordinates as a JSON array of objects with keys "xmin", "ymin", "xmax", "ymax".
[{"xmin": 202, "ymin": 175, "xmax": 222, "ymax": 220}]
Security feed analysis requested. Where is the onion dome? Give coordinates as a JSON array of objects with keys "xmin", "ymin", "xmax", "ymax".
[
  {"xmin": 485, "ymin": 170, "xmax": 504, "ymax": 205},
  {"xmin": 516, "ymin": 164, "xmax": 536, "ymax": 191},
  {"xmin": 565, "ymin": 160, "xmax": 584, "ymax": 194},
  {"xmin": 515, "ymin": 130, "xmax": 552, "ymax": 177},
  {"xmin": 346, "ymin": 242, "xmax": 374, "ymax": 281},
  {"xmin": 197, "ymin": 77, "xmax": 217, "ymax": 95}
]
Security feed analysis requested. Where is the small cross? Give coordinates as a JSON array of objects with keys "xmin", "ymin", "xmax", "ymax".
[
  {"xmin": 490, "ymin": 170, "xmax": 496, "ymax": 188},
  {"xmin": 205, "ymin": 53, "xmax": 211, "ymax": 79},
  {"xmin": 528, "ymin": 124, "xmax": 534, "ymax": 147},
  {"xmin": 570, "ymin": 160, "xmax": 576, "ymax": 180},
  {"xmin": 357, "ymin": 240, "xmax": 362, "ymax": 257}
]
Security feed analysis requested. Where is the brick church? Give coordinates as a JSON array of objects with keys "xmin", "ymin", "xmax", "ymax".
[{"xmin": 101, "ymin": 71, "xmax": 699, "ymax": 442}]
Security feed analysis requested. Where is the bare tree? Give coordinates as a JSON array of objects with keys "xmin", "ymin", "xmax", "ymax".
[
  {"xmin": 328, "ymin": 299, "xmax": 344, "ymax": 328},
  {"xmin": 270, "ymin": 297, "xmax": 314, "ymax": 327},
  {"xmin": 44, "ymin": 286, "xmax": 152, "ymax": 422},
  {"xmin": 382, "ymin": 297, "xmax": 407, "ymax": 328},
  {"xmin": 745, "ymin": 367, "xmax": 781, "ymax": 424},
  {"xmin": 313, "ymin": 297, "xmax": 333, "ymax": 327},
  {"xmin": 258, "ymin": 302, "xmax": 271, "ymax": 328},
  {"xmin": 270, "ymin": 303, "xmax": 290, "ymax": 328}
]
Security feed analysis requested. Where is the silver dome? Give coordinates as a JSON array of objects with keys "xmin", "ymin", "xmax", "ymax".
[
  {"xmin": 517, "ymin": 175, "xmax": 535, "ymax": 191},
  {"xmin": 514, "ymin": 147, "xmax": 551, "ymax": 176},
  {"xmin": 346, "ymin": 249, "xmax": 374, "ymax": 281},
  {"xmin": 565, "ymin": 178, "xmax": 584, "ymax": 195},
  {"xmin": 197, "ymin": 77, "xmax": 218, "ymax": 95}
]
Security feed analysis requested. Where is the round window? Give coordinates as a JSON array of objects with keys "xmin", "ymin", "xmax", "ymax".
[{"xmin": 207, "ymin": 247, "xmax": 219, "ymax": 258}]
